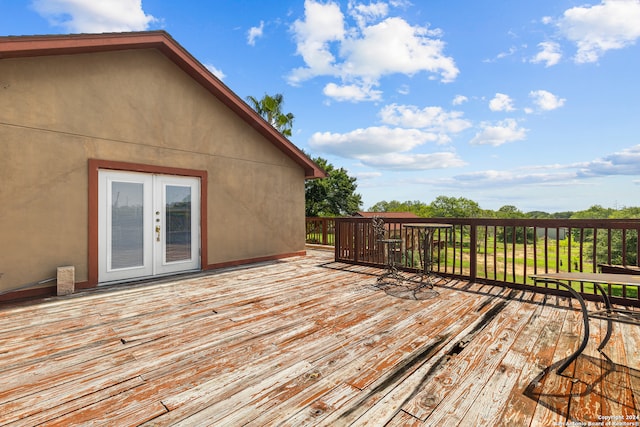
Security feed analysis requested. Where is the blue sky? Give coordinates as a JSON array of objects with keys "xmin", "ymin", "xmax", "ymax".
[{"xmin": 2, "ymin": 0, "xmax": 640, "ymax": 213}]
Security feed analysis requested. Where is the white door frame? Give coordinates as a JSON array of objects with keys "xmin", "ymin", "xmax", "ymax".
[
  {"xmin": 98, "ymin": 170, "xmax": 200, "ymax": 284},
  {"xmin": 154, "ymin": 174, "xmax": 201, "ymax": 276}
]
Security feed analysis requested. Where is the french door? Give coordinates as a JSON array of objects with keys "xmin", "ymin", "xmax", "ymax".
[{"xmin": 98, "ymin": 170, "xmax": 200, "ymax": 283}]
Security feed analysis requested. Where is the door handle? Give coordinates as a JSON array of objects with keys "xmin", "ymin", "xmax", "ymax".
[{"xmin": 155, "ymin": 225, "xmax": 161, "ymax": 242}]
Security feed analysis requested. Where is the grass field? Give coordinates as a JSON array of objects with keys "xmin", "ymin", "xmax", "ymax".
[{"xmin": 404, "ymin": 234, "xmax": 639, "ymax": 298}]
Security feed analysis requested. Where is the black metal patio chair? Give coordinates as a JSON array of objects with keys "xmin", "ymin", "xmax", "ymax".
[{"xmin": 372, "ymin": 216, "xmax": 404, "ymax": 285}]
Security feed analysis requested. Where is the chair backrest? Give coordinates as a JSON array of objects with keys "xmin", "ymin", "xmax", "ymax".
[{"xmin": 372, "ymin": 216, "xmax": 386, "ymax": 240}]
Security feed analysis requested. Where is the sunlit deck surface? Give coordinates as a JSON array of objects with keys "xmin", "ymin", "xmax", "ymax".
[{"xmin": 2, "ymin": 249, "xmax": 640, "ymax": 426}]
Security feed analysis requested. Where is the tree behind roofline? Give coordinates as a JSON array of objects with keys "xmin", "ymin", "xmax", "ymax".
[
  {"xmin": 245, "ymin": 93, "xmax": 360, "ymax": 216},
  {"xmin": 246, "ymin": 93, "xmax": 294, "ymax": 137},
  {"xmin": 369, "ymin": 196, "xmax": 483, "ymax": 218},
  {"xmin": 305, "ymin": 157, "xmax": 362, "ymax": 217},
  {"xmin": 370, "ymin": 200, "xmax": 432, "ymax": 217},
  {"xmin": 428, "ymin": 196, "xmax": 483, "ymax": 218}
]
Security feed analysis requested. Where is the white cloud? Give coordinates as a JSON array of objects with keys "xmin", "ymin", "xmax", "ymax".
[
  {"xmin": 531, "ymin": 41, "xmax": 562, "ymax": 67},
  {"xmin": 339, "ymin": 17, "xmax": 457, "ymax": 82},
  {"xmin": 452, "ymin": 95, "xmax": 468, "ymax": 105},
  {"xmin": 497, "ymin": 46, "xmax": 517, "ymax": 59},
  {"xmin": 323, "ymin": 82, "xmax": 382, "ymax": 102},
  {"xmin": 247, "ymin": 21, "xmax": 264, "ymax": 46},
  {"xmin": 489, "ymin": 93, "xmax": 515, "ymax": 112},
  {"xmin": 32, "ymin": 0, "xmax": 156, "ymax": 32},
  {"xmin": 354, "ymin": 171, "xmax": 383, "ymax": 180},
  {"xmin": 358, "ymin": 152, "xmax": 466, "ymax": 170},
  {"xmin": 309, "ymin": 126, "xmax": 438, "ymax": 157},
  {"xmin": 348, "ymin": 1, "xmax": 389, "ymax": 28},
  {"xmin": 378, "ymin": 104, "xmax": 471, "ymax": 135},
  {"xmin": 308, "ymin": 123, "xmax": 467, "ymax": 171},
  {"xmin": 437, "ymin": 144, "xmax": 640, "ymax": 190},
  {"xmin": 469, "ymin": 119, "xmax": 528, "ymax": 146},
  {"xmin": 437, "ymin": 169, "xmax": 577, "ymax": 189},
  {"xmin": 205, "ymin": 64, "xmax": 226, "ymax": 80},
  {"xmin": 397, "ymin": 84, "xmax": 410, "ymax": 95},
  {"xmin": 310, "ymin": 101, "xmax": 472, "ymax": 170},
  {"xmin": 289, "ymin": 0, "xmax": 345, "ymax": 83},
  {"xmin": 555, "ymin": 0, "xmax": 640, "ymax": 63},
  {"xmin": 483, "ymin": 46, "xmax": 518, "ymax": 63},
  {"xmin": 529, "ymin": 90, "xmax": 566, "ymax": 111},
  {"xmin": 578, "ymin": 144, "xmax": 640, "ymax": 176},
  {"xmin": 289, "ymin": 0, "xmax": 458, "ymax": 102}
]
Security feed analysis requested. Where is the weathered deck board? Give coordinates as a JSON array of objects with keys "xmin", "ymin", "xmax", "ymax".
[
  {"xmin": 599, "ymin": 318, "xmax": 637, "ymax": 419},
  {"xmin": 528, "ymin": 303, "xmax": 584, "ymax": 425},
  {"xmin": 481, "ymin": 293, "xmax": 567, "ymax": 426},
  {"xmin": 569, "ymin": 315, "xmax": 604, "ymax": 422},
  {"xmin": 316, "ymin": 286, "xmax": 514, "ymax": 426},
  {"xmin": 1, "ymin": 249, "xmax": 639, "ymax": 426},
  {"xmin": 7, "ymin": 376, "xmax": 147, "ymax": 426},
  {"xmin": 455, "ymin": 292, "xmax": 545, "ymax": 424},
  {"xmin": 402, "ymin": 289, "xmax": 540, "ymax": 425},
  {"xmin": 442, "ymin": 292, "xmax": 546, "ymax": 425},
  {"xmin": 621, "ymin": 320, "xmax": 640, "ymax": 414}
]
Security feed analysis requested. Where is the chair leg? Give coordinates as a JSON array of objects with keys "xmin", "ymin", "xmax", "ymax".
[{"xmin": 377, "ymin": 242, "xmax": 404, "ymax": 284}]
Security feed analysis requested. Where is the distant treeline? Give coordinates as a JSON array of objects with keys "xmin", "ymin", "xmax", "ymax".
[{"xmin": 368, "ymin": 196, "xmax": 640, "ymax": 219}]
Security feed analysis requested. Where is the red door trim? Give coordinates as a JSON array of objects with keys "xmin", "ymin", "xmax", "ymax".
[{"xmin": 87, "ymin": 159, "xmax": 208, "ymax": 287}]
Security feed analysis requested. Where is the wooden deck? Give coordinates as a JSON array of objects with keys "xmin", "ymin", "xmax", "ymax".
[{"xmin": 2, "ymin": 249, "xmax": 640, "ymax": 426}]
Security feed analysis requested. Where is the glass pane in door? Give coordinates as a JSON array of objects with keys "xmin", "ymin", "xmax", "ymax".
[
  {"xmin": 165, "ymin": 185, "xmax": 192, "ymax": 262},
  {"xmin": 111, "ymin": 182, "xmax": 144, "ymax": 269}
]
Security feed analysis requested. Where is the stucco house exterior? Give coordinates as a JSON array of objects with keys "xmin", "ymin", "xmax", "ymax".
[{"xmin": 0, "ymin": 31, "xmax": 325, "ymax": 302}]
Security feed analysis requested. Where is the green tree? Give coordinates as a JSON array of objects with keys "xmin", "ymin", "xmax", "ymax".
[
  {"xmin": 496, "ymin": 205, "xmax": 525, "ymax": 218},
  {"xmin": 246, "ymin": 93, "xmax": 295, "ymax": 137},
  {"xmin": 369, "ymin": 200, "xmax": 432, "ymax": 217},
  {"xmin": 569, "ymin": 205, "xmax": 615, "ymax": 251},
  {"xmin": 429, "ymin": 196, "xmax": 483, "ymax": 218},
  {"xmin": 610, "ymin": 207, "xmax": 640, "ymax": 219},
  {"xmin": 593, "ymin": 229, "xmax": 638, "ymax": 265},
  {"xmin": 597, "ymin": 207, "xmax": 640, "ymax": 265},
  {"xmin": 494, "ymin": 205, "xmax": 532, "ymax": 243},
  {"xmin": 570, "ymin": 205, "xmax": 614, "ymax": 219},
  {"xmin": 369, "ymin": 200, "xmax": 400, "ymax": 212},
  {"xmin": 551, "ymin": 211, "xmax": 574, "ymax": 219},
  {"xmin": 305, "ymin": 157, "xmax": 362, "ymax": 216},
  {"xmin": 567, "ymin": 205, "xmax": 638, "ymax": 266},
  {"xmin": 526, "ymin": 210, "xmax": 552, "ymax": 219}
]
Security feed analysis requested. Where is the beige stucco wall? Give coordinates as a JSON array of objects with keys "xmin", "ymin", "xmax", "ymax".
[{"xmin": 0, "ymin": 49, "xmax": 306, "ymax": 294}]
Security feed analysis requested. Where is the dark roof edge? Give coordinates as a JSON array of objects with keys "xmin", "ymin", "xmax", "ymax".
[{"xmin": 0, "ymin": 31, "xmax": 326, "ymax": 179}]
